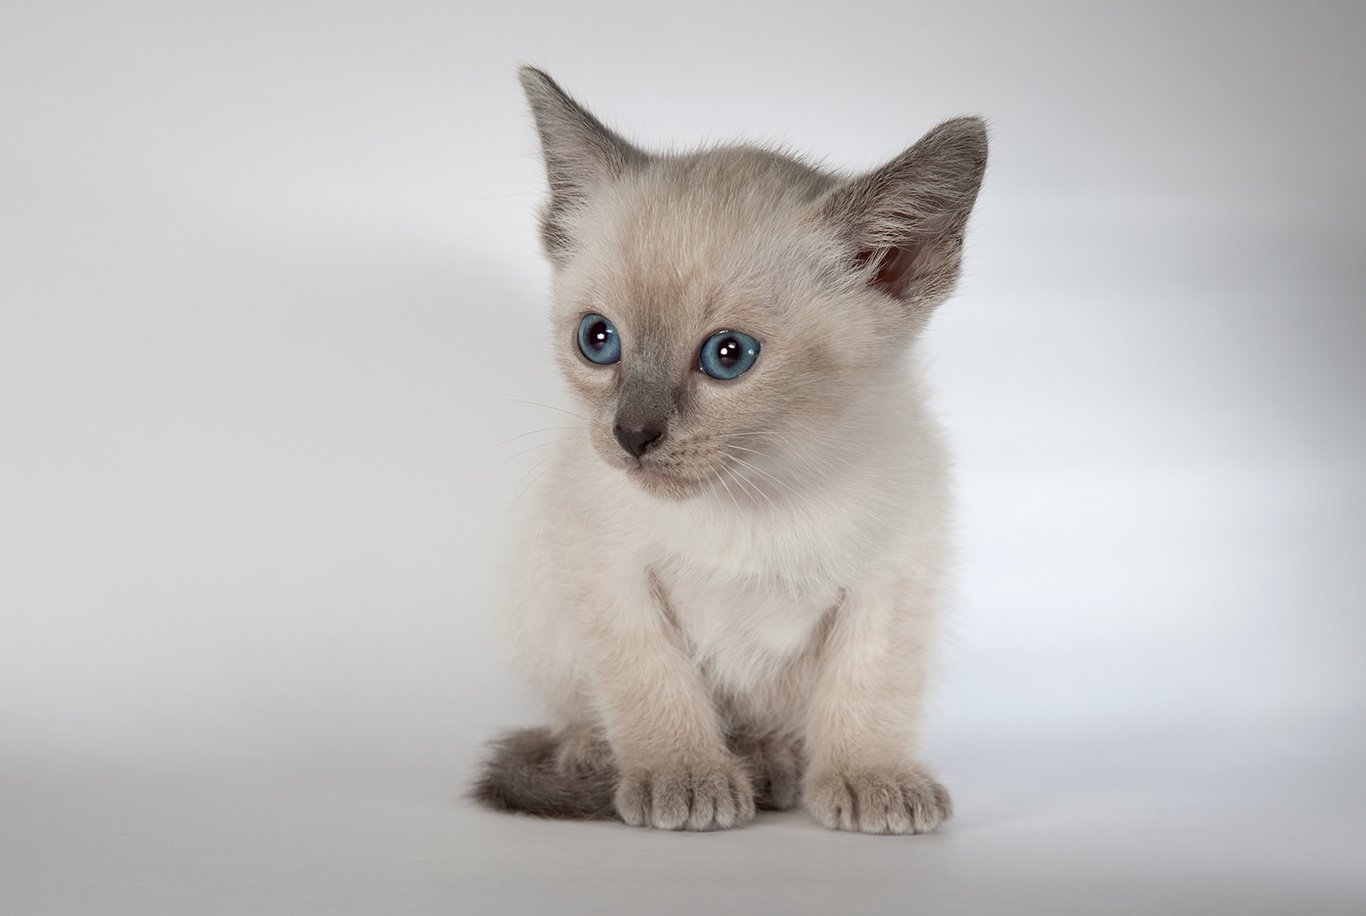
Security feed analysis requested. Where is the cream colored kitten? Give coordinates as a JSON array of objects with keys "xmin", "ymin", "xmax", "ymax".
[{"xmin": 474, "ymin": 68, "xmax": 986, "ymax": 834}]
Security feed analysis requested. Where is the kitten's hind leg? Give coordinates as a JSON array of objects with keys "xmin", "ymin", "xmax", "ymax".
[
  {"xmin": 554, "ymin": 724, "xmax": 617, "ymax": 780},
  {"xmin": 730, "ymin": 732, "xmax": 804, "ymax": 811}
]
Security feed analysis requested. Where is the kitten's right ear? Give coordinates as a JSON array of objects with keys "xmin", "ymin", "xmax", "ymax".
[{"xmin": 518, "ymin": 67, "xmax": 644, "ymax": 261}]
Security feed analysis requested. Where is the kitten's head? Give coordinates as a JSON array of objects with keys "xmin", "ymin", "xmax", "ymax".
[{"xmin": 519, "ymin": 68, "xmax": 987, "ymax": 502}]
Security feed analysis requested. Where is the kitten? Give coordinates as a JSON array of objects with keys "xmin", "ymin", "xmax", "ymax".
[{"xmin": 473, "ymin": 67, "xmax": 986, "ymax": 834}]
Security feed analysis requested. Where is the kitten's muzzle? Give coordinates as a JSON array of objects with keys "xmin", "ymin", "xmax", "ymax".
[{"xmin": 613, "ymin": 423, "xmax": 663, "ymax": 459}]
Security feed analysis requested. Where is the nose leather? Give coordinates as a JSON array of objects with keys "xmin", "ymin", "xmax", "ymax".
[{"xmin": 614, "ymin": 424, "xmax": 663, "ymax": 459}]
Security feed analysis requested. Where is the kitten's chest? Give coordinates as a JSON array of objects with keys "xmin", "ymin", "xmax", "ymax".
[
  {"xmin": 660, "ymin": 566, "xmax": 838, "ymax": 694},
  {"xmin": 634, "ymin": 488, "xmax": 883, "ymax": 691}
]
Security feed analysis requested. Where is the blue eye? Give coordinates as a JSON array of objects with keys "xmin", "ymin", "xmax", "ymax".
[
  {"xmin": 577, "ymin": 314, "xmax": 621, "ymax": 365},
  {"xmin": 698, "ymin": 330, "xmax": 760, "ymax": 380}
]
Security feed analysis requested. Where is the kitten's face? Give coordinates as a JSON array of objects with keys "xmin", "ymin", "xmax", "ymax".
[
  {"xmin": 519, "ymin": 68, "xmax": 986, "ymax": 502},
  {"xmin": 550, "ymin": 153, "xmax": 906, "ymax": 501}
]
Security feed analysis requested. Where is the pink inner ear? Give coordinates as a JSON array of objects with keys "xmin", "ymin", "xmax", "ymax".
[{"xmin": 855, "ymin": 245, "xmax": 921, "ymax": 299}]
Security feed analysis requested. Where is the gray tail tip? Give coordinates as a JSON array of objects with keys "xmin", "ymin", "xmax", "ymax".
[{"xmin": 470, "ymin": 726, "xmax": 617, "ymax": 820}]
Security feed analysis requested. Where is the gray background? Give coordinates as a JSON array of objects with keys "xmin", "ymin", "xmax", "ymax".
[{"xmin": 3, "ymin": 2, "xmax": 1364, "ymax": 913}]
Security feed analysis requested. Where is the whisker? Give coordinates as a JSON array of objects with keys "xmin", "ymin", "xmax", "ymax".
[
  {"xmin": 474, "ymin": 425, "xmax": 584, "ymax": 465},
  {"xmin": 728, "ymin": 461, "xmax": 779, "ymax": 515},
  {"xmin": 474, "ymin": 437, "xmax": 574, "ymax": 485},
  {"xmin": 727, "ymin": 452, "xmax": 803, "ymax": 502},
  {"xmin": 509, "ymin": 457, "xmax": 553, "ymax": 512},
  {"xmin": 724, "ymin": 459, "xmax": 768, "ymax": 510},
  {"xmin": 715, "ymin": 464, "xmax": 745, "ymax": 518},
  {"xmin": 456, "ymin": 395, "xmax": 590, "ymax": 423}
]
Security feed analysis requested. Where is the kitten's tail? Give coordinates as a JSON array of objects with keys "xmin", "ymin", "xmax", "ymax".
[{"xmin": 471, "ymin": 727, "xmax": 617, "ymax": 820}]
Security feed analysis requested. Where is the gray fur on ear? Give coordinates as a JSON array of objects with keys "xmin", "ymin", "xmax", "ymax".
[
  {"xmin": 518, "ymin": 67, "xmax": 646, "ymax": 261},
  {"xmin": 822, "ymin": 117, "xmax": 988, "ymax": 311}
]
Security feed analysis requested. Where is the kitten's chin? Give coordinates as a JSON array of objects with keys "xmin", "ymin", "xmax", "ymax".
[{"xmin": 625, "ymin": 465, "xmax": 706, "ymax": 501}]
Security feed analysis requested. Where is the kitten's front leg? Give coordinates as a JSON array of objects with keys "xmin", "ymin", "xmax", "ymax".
[
  {"xmin": 802, "ymin": 581, "xmax": 952, "ymax": 835},
  {"xmin": 586, "ymin": 570, "xmax": 755, "ymax": 831}
]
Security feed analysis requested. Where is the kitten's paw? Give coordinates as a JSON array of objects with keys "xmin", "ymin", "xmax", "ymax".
[
  {"xmin": 803, "ymin": 764, "xmax": 952, "ymax": 835},
  {"xmin": 614, "ymin": 757, "xmax": 756, "ymax": 830},
  {"xmin": 731, "ymin": 732, "xmax": 803, "ymax": 811},
  {"xmin": 554, "ymin": 727, "xmax": 616, "ymax": 779}
]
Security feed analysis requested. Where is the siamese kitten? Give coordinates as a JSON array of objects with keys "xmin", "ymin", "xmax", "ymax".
[{"xmin": 474, "ymin": 68, "xmax": 986, "ymax": 834}]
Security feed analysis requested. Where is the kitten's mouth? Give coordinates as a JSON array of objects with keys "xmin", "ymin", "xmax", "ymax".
[{"xmin": 625, "ymin": 463, "xmax": 705, "ymax": 499}]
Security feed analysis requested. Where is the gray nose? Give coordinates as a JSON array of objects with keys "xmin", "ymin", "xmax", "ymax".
[{"xmin": 613, "ymin": 423, "xmax": 663, "ymax": 459}]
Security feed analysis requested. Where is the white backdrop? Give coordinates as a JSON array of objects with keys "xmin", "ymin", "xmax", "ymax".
[{"xmin": 3, "ymin": 2, "xmax": 1364, "ymax": 913}]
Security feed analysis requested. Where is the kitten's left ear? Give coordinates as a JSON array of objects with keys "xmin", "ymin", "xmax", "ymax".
[
  {"xmin": 519, "ymin": 67, "xmax": 646, "ymax": 261},
  {"xmin": 821, "ymin": 117, "xmax": 988, "ymax": 312}
]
